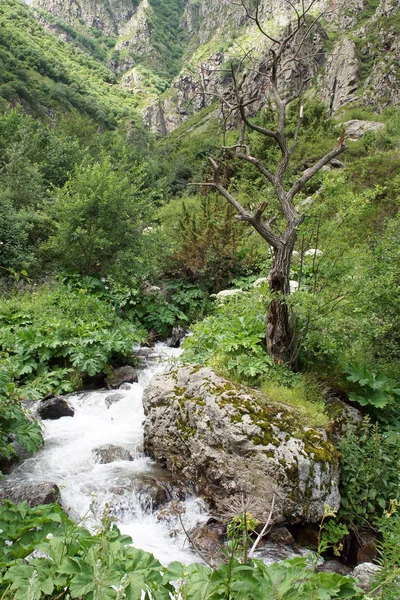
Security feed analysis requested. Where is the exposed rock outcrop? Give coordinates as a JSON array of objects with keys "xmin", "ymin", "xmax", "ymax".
[
  {"xmin": 33, "ymin": 0, "xmax": 139, "ymax": 35},
  {"xmin": 343, "ymin": 119, "xmax": 385, "ymax": 140},
  {"xmin": 115, "ymin": 0, "xmax": 152, "ymax": 63},
  {"xmin": 143, "ymin": 365, "xmax": 341, "ymax": 524},
  {"xmin": 320, "ymin": 39, "xmax": 360, "ymax": 115}
]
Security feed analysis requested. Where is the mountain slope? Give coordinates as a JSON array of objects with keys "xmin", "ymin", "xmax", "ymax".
[{"xmin": 0, "ymin": 0, "xmax": 139, "ymax": 126}]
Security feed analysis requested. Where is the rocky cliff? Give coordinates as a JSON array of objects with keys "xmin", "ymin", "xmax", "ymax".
[
  {"xmin": 31, "ymin": 0, "xmax": 400, "ymax": 133},
  {"xmin": 33, "ymin": 0, "xmax": 139, "ymax": 35}
]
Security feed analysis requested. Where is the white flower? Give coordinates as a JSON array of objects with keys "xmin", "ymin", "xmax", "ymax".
[
  {"xmin": 304, "ymin": 248, "xmax": 323, "ymax": 257},
  {"xmin": 213, "ymin": 289, "xmax": 243, "ymax": 298}
]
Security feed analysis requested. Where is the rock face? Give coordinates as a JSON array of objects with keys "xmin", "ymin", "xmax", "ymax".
[
  {"xmin": 33, "ymin": 0, "xmax": 138, "ymax": 35},
  {"xmin": 37, "ymin": 397, "xmax": 74, "ymax": 420},
  {"xmin": 343, "ymin": 119, "xmax": 385, "ymax": 140},
  {"xmin": 320, "ymin": 38, "xmax": 360, "ymax": 115},
  {"xmin": 143, "ymin": 366, "xmax": 341, "ymax": 524},
  {"xmin": 31, "ymin": 0, "xmax": 400, "ymax": 132}
]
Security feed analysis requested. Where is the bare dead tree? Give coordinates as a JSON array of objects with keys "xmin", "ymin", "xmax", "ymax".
[{"xmin": 192, "ymin": 0, "xmax": 347, "ymax": 366}]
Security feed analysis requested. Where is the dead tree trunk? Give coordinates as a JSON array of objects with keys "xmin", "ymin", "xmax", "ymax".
[
  {"xmin": 191, "ymin": 1, "xmax": 347, "ymax": 366},
  {"xmin": 266, "ymin": 235, "xmax": 296, "ymax": 363}
]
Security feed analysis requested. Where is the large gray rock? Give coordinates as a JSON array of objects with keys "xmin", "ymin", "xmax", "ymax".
[
  {"xmin": 320, "ymin": 38, "xmax": 359, "ymax": 114},
  {"xmin": 0, "ymin": 482, "xmax": 60, "ymax": 507},
  {"xmin": 143, "ymin": 366, "xmax": 341, "ymax": 524},
  {"xmin": 343, "ymin": 120, "xmax": 385, "ymax": 140}
]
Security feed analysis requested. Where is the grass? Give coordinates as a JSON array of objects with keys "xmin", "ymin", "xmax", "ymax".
[{"xmin": 261, "ymin": 376, "xmax": 329, "ymax": 428}]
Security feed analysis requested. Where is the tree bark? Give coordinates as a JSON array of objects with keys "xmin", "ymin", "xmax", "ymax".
[{"xmin": 266, "ymin": 237, "xmax": 295, "ymax": 364}]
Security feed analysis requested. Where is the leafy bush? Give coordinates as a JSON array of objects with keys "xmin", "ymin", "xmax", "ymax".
[
  {"xmin": 182, "ymin": 289, "xmax": 274, "ymax": 383},
  {"xmin": 44, "ymin": 158, "xmax": 149, "ymax": 277},
  {"xmin": 0, "ymin": 501, "xmax": 365, "ymax": 600},
  {"xmin": 345, "ymin": 364, "xmax": 400, "ymax": 429},
  {"xmin": 0, "ymin": 358, "xmax": 43, "ymax": 474},
  {"xmin": 340, "ymin": 418, "xmax": 400, "ymax": 527},
  {"xmin": 0, "ymin": 284, "xmax": 146, "ymax": 398},
  {"xmin": 159, "ymin": 194, "xmax": 265, "ymax": 292}
]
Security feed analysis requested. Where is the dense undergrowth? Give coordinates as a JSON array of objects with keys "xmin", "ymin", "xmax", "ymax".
[{"xmin": 0, "ymin": 1, "xmax": 400, "ymax": 596}]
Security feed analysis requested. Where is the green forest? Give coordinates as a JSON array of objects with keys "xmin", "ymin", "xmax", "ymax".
[{"xmin": 0, "ymin": 0, "xmax": 400, "ymax": 598}]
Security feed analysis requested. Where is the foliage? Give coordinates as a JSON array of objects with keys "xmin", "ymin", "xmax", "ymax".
[
  {"xmin": 373, "ymin": 499, "xmax": 400, "ymax": 599},
  {"xmin": 182, "ymin": 289, "xmax": 274, "ymax": 383},
  {"xmin": 261, "ymin": 376, "xmax": 329, "ymax": 428},
  {"xmin": 0, "ymin": 284, "xmax": 146, "ymax": 398},
  {"xmin": 339, "ymin": 418, "xmax": 400, "ymax": 527},
  {"xmin": 0, "ymin": 0, "xmax": 140, "ymax": 125},
  {"xmin": 159, "ymin": 193, "xmax": 265, "ymax": 292},
  {"xmin": 0, "ymin": 501, "xmax": 365, "ymax": 600},
  {"xmin": 146, "ymin": 0, "xmax": 187, "ymax": 79},
  {"xmin": 317, "ymin": 506, "xmax": 349, "ymax": 558},
  {"xmin": 345, "ymin": 364, "xmax": 400, "ymax": 428},
  {"xmin": 44, "ymin": 157, "xmax": 150, "ymax": 277},
  {"xmin": 0, "ymin": 358, "xmax": 43, "ymax": 474}
]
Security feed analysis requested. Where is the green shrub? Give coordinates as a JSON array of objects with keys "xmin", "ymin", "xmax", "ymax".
[
  {"xmin": 0, "ymin": 284, "xmax": 146, "ymax": 398},
  {"xmin": 0, "ymin": 357, "xmax": 43, "ymax": 474},
  {"xmin": 0, "ymin": 501, "xmax": 365, "ymax": 600},
  {"xmin": 182, "ymin": 288, "xmax": 274, "ymax": 383},
  {"xmin": 340, "ymin": 418, "xmax": 400, "ymax": 527}
]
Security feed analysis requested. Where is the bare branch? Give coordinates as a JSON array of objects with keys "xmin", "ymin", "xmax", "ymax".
[
  {"xmin": 288, "ymin": 143, "xmax": 348, "ymax": 200},
  {"xmin": 248, "ymin": 494, "xmax": 276, "ymax": 559}
]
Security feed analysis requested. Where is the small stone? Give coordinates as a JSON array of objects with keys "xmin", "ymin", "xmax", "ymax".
[
  {"xmin": 119, "ymin": 383, "xmax": 132, "ymax": 391},
  {"xmin": 0, "ymin": 482, "xmax": 60, "ymax": 507},
  {"xmin": 168, "ymin": 327, "xmax": 187, "ymax": 348},
  {"xmin": 318, "ymin": 560, "xmax": 351, "ymax": 576},
  {"xmin": 268, "ymin": 526, "xmax": 295, "ymax": 546}
]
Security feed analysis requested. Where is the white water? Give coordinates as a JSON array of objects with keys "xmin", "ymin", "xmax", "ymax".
[{"xmin": 7, "ymin": 344, "xmax": 210, "ymax": 565}]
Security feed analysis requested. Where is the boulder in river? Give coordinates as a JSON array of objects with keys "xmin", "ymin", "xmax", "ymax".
[
  {"xmin": 37, "ymin": 397, "xmax": 74, "ymax": 420},
  {"xmin": 105, "ymin": 366, "xmax": 138, "ymax": 389},
  {"xmin": 104, "ymin": 392, "xmax": 125, "ymax": 408},
  {"xmin": 92, "ymin": 444, "xmax": 134, "ymax": 464},
  {"xmin": 143, "ymin": 366, "xmax": 341, "ymax": 524}
]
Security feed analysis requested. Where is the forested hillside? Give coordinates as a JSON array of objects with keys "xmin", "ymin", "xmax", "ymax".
[{"xmin": 0, "ymin": 0, "xmax": 400, "ymax": 598}]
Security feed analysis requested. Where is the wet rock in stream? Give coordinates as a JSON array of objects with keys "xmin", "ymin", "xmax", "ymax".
[
  {"xmin": 37, "ymin": 397, "xmax": 74, "ymax": 420},
  {"xmin": 0, "ymin": 482, "xmax": 61, "ymax": 507},
  {"xmin": 105, "ymin": 366, "xmax": 138, "ymax": 389},
  {"xmin": 92, "ymin": 444, "xmax": 134, "ymax": 464}
]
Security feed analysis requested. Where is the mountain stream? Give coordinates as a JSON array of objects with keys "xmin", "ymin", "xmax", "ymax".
[
  {"xmin": 5, "ymin": 344, "xmax": 211, "ymax": 565},
  {"xmin": 5, "ymin": 343, "xmax": 309, "ymax": 567}
]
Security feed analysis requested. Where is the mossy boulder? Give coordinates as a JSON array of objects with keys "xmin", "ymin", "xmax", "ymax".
[{"xmin": 143, "ymin": 366, "xmax": 340, "ymax": 524}]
